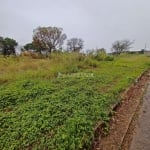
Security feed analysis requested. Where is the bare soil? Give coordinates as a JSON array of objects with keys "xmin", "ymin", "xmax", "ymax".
[{"xmin": 93, "ymin": 70, "xmax": 150, "ymax": 150}]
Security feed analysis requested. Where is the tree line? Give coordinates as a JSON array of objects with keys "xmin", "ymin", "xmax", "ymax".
[{"xmin": 0, "ymin": 26, "xmax": 134, "ymax": 56}]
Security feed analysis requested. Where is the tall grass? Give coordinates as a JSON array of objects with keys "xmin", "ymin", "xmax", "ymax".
[{"xmin": 0, "ymin": 53, "xmax": 149, "ymax": 85}]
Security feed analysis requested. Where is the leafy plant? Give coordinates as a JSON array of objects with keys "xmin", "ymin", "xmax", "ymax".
[{"xmin": 0, "ymin": 54, "xmax": 150, "ymax": 149}]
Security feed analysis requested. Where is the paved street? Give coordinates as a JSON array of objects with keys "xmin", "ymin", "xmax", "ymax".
[{"xmin": 130, "ymin": 83, "xmax": 150, "ymax": 150}]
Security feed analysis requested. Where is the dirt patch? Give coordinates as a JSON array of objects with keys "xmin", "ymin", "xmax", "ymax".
[{"xmin": 93, "ymin": 70, "xmax": 150, "ymax": 150}]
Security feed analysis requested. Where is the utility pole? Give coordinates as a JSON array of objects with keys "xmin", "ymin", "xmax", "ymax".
[{"xmin": 145, "ymin": 43, "xmax": 147, "ymax": 50}]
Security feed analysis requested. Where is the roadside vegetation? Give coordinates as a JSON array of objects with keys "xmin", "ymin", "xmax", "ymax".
[{"xmin": 0, "ymin": 52, "xmax": 150, "ymax": 149}]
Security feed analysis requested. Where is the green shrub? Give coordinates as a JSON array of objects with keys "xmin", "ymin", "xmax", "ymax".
[
  {"xmin": 94, "ymin": 54, "xmax": 104, "ymax": 61},
  {"xmin": 84, "ymin": 58, "xmax": 99, "ymax": 68},
  {"xmin": 104, "ymin": 56, "xmax": 114, "ymax": 61}
]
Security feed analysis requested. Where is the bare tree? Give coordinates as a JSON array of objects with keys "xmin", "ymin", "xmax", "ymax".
[
  {"xmin": 67, "ymin": 38, "xmax": 84, "ymax": 52},
  {"xmin": 111, "ymin": 39, "xmax": 134, "ymax": 55},
  {"xmin": 33, "ymin": 26, "xmax": 67, "ymax": 53}
]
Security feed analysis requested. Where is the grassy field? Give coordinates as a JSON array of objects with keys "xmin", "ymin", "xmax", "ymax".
[{"xmin": 0, "ymin": 53, "xmax": 150, "ymax": 149}]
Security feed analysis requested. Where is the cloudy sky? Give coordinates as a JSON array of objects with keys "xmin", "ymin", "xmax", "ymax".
[{"xmin": 0, "ymin": 0, "xmax": 150, "ymax": 51}]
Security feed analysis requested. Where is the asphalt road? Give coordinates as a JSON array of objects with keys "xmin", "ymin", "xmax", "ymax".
[{"xmin": 130, "ymin": 83, "xmax": 150, "ymax": 150}]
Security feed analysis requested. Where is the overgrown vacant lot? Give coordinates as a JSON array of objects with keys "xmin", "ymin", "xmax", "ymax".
[{"xmin": 0, "ymin": 53, "xmax": 150, "ymax": 149}]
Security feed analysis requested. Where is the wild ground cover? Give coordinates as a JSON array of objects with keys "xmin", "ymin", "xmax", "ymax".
[{"xmin": 0, "ymin": 53, "xmax": 150, "ymax": 149}]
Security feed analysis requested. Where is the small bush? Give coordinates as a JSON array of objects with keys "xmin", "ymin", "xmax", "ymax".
[
  {"xmin": 92, "ymin": 48, "xmax": 107, "ymax": 61},
  {"xmin": 94, "ymin": 54, "xmax": 104, "ymax": 61},
  {"xmin": 84, "ymin": 58, "xmax": 99, "ymax": 68},
  {"xmin": 104, "ymin": 56, "xmax": 114, "ymax": 61}
]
